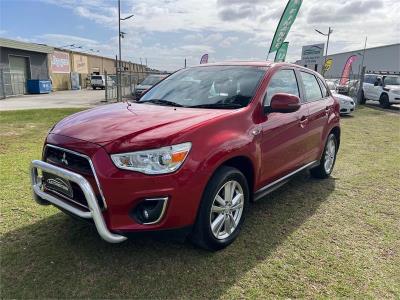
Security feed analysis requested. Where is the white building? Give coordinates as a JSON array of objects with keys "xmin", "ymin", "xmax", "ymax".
[{"xmin": 295, "ymin": 43, "xmax": 400, "ymax": 79}]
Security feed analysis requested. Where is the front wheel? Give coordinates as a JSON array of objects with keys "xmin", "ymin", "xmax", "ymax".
[
  {"xmin": 190, "ymin": 166, "xmax": 249, "ymax": 251},
  {"xmin": 379, "ymin": 94, "xmax": 390, "ymax": 108},
  {"xmin": 310, "ymin": 133, "xmax": 338, "ymax": 179}
]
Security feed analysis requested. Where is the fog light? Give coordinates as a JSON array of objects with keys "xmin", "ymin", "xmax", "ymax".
[{"xmin": 131, "ymin": 197, "xmax": 168, "ymax": 224}]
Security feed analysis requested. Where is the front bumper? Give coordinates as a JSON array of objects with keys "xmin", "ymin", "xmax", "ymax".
[
  {"xmin": 340, "ymin": 101, "xmax": 355, "ymax": 114},
  {"xmin": 31, "ymin": 160, "xmax": 127, "ymax": 243}
]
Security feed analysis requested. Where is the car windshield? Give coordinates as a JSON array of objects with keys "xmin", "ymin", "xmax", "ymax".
[
  {"xmin": 139, "ymin": 66, "xmax": 266, "ymax": 109},
  {"xmin": 140, "ymin": 76, "xmax": 164, "ymax": 86},
  {"xmin": 384, "ymin": 76, "xmax": 400, "ymax": 85},
  {"xmin": 91, "ymin": 76, "xmax": 102, "ymax": 80}
]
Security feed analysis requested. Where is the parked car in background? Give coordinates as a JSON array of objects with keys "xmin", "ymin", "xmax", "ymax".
[
  {"xmin": 336, "ymin": 81, "xmax": 350, "ymax": 95},
  {"xmin": 91, "ymin": 75, "xmax": 115, "ymax": 90},
  {"xmin": 362, "ymin": 74, "xmax": 400, "ymax": 108},
  {"xmin": 31, "ymin": 62, "xmax": 340, "ymax": 251},
  {"xmin": 133, "ymin": 74, "xmax": 167, "ymax": 99},
  {"xmin": 327, "ymin": 81, "xmax": 355, "ymax": 115}
]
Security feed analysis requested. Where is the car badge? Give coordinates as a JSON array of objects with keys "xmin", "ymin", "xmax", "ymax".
[{"xmin": 61, "ymin": 152, "xmax": 69, "ymax": 166}]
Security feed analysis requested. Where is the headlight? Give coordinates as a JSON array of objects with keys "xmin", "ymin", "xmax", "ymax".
[{"xmin": 111, "ymin": 142, "xmax": 192, "ymax": 174}]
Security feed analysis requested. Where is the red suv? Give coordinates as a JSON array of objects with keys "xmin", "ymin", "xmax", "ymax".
[{"xmin": 31, "ymin": 62, "xmax": 340, "ymax": 250}]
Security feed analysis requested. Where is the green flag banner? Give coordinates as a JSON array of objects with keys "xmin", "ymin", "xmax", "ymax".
[
  {"xmin": 275, "ymin": 42, "xmax": 289, "ymax": 62},
  {"xmin": 269, "ymin": 0, "xmax": 302, "ymax": 54}
]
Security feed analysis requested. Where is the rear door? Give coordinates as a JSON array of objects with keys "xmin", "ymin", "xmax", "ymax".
[
  {"xmin": 259, "ymin": 68, "xmax": 311, "ymax": 185},
  {"xmin": 298, "ymin": 71, "xmax": 333, "ymax": 161}
]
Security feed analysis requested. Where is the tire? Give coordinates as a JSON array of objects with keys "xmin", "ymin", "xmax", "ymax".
[
  {"xmin": 92, "ymin": 86, "xmax": 96, "ymax": 90},
  {"xmin": 379, "ymin": 94, "xmax": 390, "ymax": 108},
  {"xmin": 360, "ymin": 90, "xmax": 366, "ymax": 104},
  {"xmin": 310, "ymin": 133, "xmax": 338, "ymax": 179},
  {"xmin": 190, "ymin": 166, "xmax": 249, "ymax": 251}
]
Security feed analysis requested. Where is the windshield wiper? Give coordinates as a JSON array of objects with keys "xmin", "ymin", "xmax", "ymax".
[
  {"xmin": 140, "ymin": 99, "xmax": 184, "ymax": 107},
  {"xmin": 189, "ymin": 103, "xmax": 243, "ymax": 109}
]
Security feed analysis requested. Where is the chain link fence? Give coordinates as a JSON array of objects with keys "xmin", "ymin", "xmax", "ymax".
[
  {"xmin": 324, "ymin": 73, "xmax": 360, "ymax": 98},
  {"xmin": 104, "ymin": 70, "xmax": 169, "ymax": 102}
]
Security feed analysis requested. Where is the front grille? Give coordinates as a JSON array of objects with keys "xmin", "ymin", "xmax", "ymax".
[
  {"xmin": 43, "ymin": 145, "xmax": 105, "ymax": 210},
  {"xmin": 44, "ymin": 146, "xmax": 92, "ymax": 174}
]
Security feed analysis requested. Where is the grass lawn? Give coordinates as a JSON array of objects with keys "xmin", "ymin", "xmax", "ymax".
[{"xmin": 0, "ymin": 106, "xmax": 399, "ymax": 299}]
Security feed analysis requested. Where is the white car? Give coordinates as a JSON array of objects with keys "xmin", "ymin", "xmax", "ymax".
[
  {"xmin": 361, "ymin": 74, "xmax": 400, "ymax": 108},
  {"xmin": 327, "ymin": 81, "xmax": 355, "ymax": 115},
  {"xmin": 91, "ymin": 75, "xmax": 115, "ymax": 90}
]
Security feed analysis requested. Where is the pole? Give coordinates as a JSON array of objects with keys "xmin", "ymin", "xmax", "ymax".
[
  {"xmin": 118, "ymin": 0, "xmax": 122, "ymax": 102},
  {"xmin": 357, "ymin": 66, "xmax": 366, "ymax": 104},
  {"xmin": 325, "ymin": 27, "xmax": 331, "ymax": 58},
  {"xmin": 104, "ymin": 70, "xmax": 108, "ymax": 102},
  {"xmin": 322, "ymin": 27, "xmax": 331, "ymax": 75},
  {"xmin": 115, "ymin": 55, "xmax": 119, "ymax": 101},
  {"xmin": 360, "ymin": 36, "xmax": 367, "ymax": 72},
  {"xmin": 184, "ymin": 58, "xmax": 187, "ymax": 68}
]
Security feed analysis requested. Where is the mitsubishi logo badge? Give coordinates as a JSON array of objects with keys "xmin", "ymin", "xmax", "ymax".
[{"xmin": 61, "ymin": 152, "xmax": 68, "ymax": 166}]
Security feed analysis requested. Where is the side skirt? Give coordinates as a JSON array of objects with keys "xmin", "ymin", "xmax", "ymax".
[{"xmin": 254, "ymin": 160, "xmax": 319, "ymax": 201}]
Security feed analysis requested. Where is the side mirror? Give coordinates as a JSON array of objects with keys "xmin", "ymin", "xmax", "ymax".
[
  {"xmin": 374, "ymin": 81, "xmax": 379, "ymax": 86},
  {"xmin": 266, "ymin": 93, "xmax": 301, "ymax": 113}
]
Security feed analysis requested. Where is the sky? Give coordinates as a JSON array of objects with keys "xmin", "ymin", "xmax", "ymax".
[{"xmin": 0, "ymin": 0, "xmax": 399, "ymax": 71}]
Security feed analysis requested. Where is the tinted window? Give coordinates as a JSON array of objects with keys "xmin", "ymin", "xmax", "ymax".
[
  {"xmin": 301, "ymin": 72, "xmax": 323, "ymax": 102},
  {"xmin": 318, "ymin": 78, "xmax": 329, "ymax": 97},
  {"xmin": 264, "ymin": 70, "xmax": 299, "ymax": 106},
  {"xmin": 91, "ymin": 76, "xmax": 103, "ymax": 80},
  {"xmin": 140, "ymin": 66, "xmax": 266, "ymax": 109}
]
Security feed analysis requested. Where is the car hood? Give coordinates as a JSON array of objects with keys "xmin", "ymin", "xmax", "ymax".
[
  {"xmin": 332, "ymin": 92, "xmax": 353, "ymax": 102},
  {"xmin": 385, "ymin": 85, "xmax": 400, "ymax": 91},
  {"xmin": 51, "ymin": 102, "xmax": 233, "ymax": 152}
]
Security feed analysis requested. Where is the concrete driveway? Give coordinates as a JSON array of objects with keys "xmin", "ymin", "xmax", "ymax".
[{"xmin": 0, "ymin": 89, "xmax": 113, "ymax": 111}]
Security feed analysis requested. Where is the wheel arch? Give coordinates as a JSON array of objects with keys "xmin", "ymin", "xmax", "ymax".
[{"xmin": 330, "ymin": 126, "xmax": 341, "ymax": 150}]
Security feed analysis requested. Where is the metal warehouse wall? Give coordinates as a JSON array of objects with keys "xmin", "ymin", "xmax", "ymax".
[
  {"xmin": 0, "ymin": 47, "xmax": 49, "ymax": 79},
  {"xmin": 87, "ymin": 55, "xmax": 116, "ymax": 75},
  {"xmin": 0, "ymin": 47, "xmax": 50, "ymax": 96},
  {"xmin": 296, "ymin": 44, "xmax": 400, "ymax": 79}
]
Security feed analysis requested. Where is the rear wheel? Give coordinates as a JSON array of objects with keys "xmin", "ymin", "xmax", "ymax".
[
  {"xmin": 379, "ymin": 93, "xmax": 390, "ymax": 108},
  {"xmin": 190, "ymin": 166, "xmax": 249, "ymax": 251},
  {"xmin": 310, "ymin": 133, "xmax": 337, "ymax": 179}
]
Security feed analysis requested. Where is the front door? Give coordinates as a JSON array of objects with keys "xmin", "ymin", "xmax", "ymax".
[{"xmin": 259, "ymin": 69, "xmax": 311, "ymax": 186}]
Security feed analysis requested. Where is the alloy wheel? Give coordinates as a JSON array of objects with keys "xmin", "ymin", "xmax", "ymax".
[
  {"xmin": 209, "ymin": 180, "xmax": 244, "ymax": 240},
  {"xmin": 324, "ymin": 137, "xmax": 336, "ymax": 173}
]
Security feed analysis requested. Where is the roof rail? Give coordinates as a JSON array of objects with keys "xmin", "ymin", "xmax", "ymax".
[{"xmin": 365, "ymin": 70, "xmax": 400, "ymax": 75}]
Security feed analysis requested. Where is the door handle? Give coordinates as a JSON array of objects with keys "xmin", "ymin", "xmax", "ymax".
[{"xmin": 299, "ymin": 116, "xmax": 308, "ymax": 128}]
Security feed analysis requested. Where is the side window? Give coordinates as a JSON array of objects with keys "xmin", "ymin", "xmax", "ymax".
[
  {"xmin": 364, "ymin": 75, "xmax": 371, "ymax": 84},
  {"xmin": 264, "ymin": 69, "xmax": 299, "ymax": 106},
  {"xmin": 317, "ymin": 78, "xmax": 329, "ymax": 97},
  {"xmin": 300, "ymin": 71, "xmax": 323, "ymax": 102}
]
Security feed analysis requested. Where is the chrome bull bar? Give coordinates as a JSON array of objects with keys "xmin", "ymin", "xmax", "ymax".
[{"xmin": 30, "ymin": 160, "xmax": 127, "ymax": 243}]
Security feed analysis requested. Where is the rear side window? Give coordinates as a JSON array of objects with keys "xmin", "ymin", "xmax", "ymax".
[
  {"xmin": 264, "ymin": 69, "xmax": 299, "ymax": 106},
  {"xmin": 317, "ymin": 78, "xmax": 329, "ymax": 97},
  {"xmin": 300, "ymin": 72, "xmax": 323, "ymax": 102}
]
